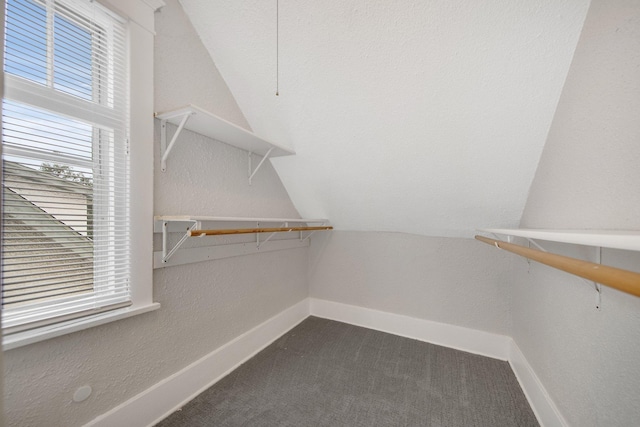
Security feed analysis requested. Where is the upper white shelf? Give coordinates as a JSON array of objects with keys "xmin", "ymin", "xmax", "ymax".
[
  {"xmin": 155, "ymin": 105, "xmax": 294, "ymax": 157},
  {"xmin": 480, "ymin": 228, "xmax": 640, "ymax": 251},
  {"xmin": 155, "ymin": 105, "xmax": 294, "ymax": 180}
]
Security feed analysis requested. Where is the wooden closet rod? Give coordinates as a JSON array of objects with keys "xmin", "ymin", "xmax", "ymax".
[
  {"xmin": 189, "ymin": 226, "xmax": 333, "ymax": 237},
  {"xmin": 475, "ymin": 235, "xmax": 640, "ymax": 298}
]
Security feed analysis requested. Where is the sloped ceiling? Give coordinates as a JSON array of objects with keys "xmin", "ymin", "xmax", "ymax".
[{"xmin": 179, "ymin": 0, "xmax": 590, "ymax": 237}]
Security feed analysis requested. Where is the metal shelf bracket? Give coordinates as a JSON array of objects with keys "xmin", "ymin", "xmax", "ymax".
[
  {"xmin": 160, "ymin": 111, "xmax": 194, "ymax": 172},
  {"xmin": 494, "ymin": 232, "xmax": 604, "ymax": 309},
  {"xmin": 248, "ymin": 147, "xmax": 275, "ymax": 185},
  {"xmin": 301, "ymin": 230, "xmax": 319, "ymax": 242},
  {"xmin": 594, "ymin": 246, "xmax": 603, "ymax": 310},
  {"xmin": 257, "ymin": 222, "xmax": 287, "ymax": 249},
  {"xmin": 162, "ymin": 220, "xmax": 199, "ymax": 263}
]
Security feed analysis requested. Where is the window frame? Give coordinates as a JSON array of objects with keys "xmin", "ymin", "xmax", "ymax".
[
  {"xmin": 2, "ymin": 0, "xmax": 160, "ymax": 350},
  {"xmin": 3, "ymin": 0, "xmax": 132, "ymax": 331}
]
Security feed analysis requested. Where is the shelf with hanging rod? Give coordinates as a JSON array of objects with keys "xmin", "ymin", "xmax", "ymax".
[
  {"xmin": 154, "ymin": 216, "xmax": 332, "ymax": 268},
  {"xmin": 479, "ymin": 228, "xmax": 640, "ymax": 251},
  {"xmin": 155, "ymin": 105, "xmax": 294, "ymax": 183},
  {"xmin": 475, "ymin": 229, "xmax": 640, "ymax": 303}
]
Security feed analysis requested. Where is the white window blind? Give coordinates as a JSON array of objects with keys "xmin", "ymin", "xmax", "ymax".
[{"xmin": 2, "ymin": 0, "xmax": 131, "ymax": 334}]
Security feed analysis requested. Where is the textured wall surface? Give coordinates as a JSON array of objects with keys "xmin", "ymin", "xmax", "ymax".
[
  {"xmin": 154, "ymin": 0, "xmax": 251, "ymax": 130},
  {"xmin": 180, "ymin": 0, "xmax": 590, "ymax": 237},
  {"xmin": 515, "ymin": 0, "xmax": 640, "ymax": 425},
  {"xmin": 520, "ymin": 0, "xmax": 640, "ymax": 229},
  {"xmin": 2, "ymin": 1, "xmax": 306, "ymax": 426},
  {"xmin": 154, "ymin": 124, "xmax": 298, "ymax": 218},
  {"xmin": 511, "ymin": 246, "xmax": 640, "ymax": 426},
  {"xmin": 309, "ymin": 231, "xmax": 514, "ymax": 335}
]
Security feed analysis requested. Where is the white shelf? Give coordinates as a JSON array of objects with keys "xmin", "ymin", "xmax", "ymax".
[
  {"xmin": 154, "ymin": 216, "xmax": 329, "ymax": 232},
  {"xmin": 155, "ymin": 216, "xmax": 332, "ymax": 267},
  {"xmin": 480, "ymin": 228, "xmax": 640, "ymax": 251},
  {"xmin": 155, "ymin": 105, "xmax": 294, "ymax": 157},
  {"xmin": 155, "ymin": 215, "xmax": 327, "ymax": 224},
  {"xmin": 155, "ymin": 105, "xmax": 294, "ymax": 179}
]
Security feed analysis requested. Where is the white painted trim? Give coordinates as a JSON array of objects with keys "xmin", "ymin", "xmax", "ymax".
[
  {"xmin": 99, "ymin": 0, "xmax": 158, "ymax": 34},
  {"xmin": 309, "ymin": 298, "xmax": 511, "ymax": 360},
  {"xmin": 84, "ymin": 299, "xmax": 309, "ymax": 427},
  {"xmin": 140, "ymin": 0, "xmax": 166, "ymax": 11},
  {"xmin": 508, "ymin": 341, "xmax": 568, "ymax": 427},
  {"xmin": 3, "ymin": 303, "xmax": 160, "ymax": 351}
]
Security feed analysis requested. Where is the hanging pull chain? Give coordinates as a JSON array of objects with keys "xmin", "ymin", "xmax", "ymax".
[{"xmin": 276, "ymin": 0, "xmax": 279, "ymax": 96}]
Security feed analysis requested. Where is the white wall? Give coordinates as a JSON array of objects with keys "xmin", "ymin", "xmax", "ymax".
[
  {"xmin": 2, "ymin": 1, "xmax": 306, "ymax": 426},
  {"xmin": 309, "ymin": 231, "xmax": 514, "ymax": 336},
  {"xmin": 520, "ymin": 1, "xmax": 640, "ymax": 229},
  {"xmin": 181, "ymin": 0, "xmax": 590, "ymax": 238},
  {"xmin": 516, "ymin": 0, "xmax": 640, "ymax": 425},
  {"xmin": 5, "ymin": 1, "xmax": 640, "ymax": 425},
  {"xmin": 154, "ymin": 0, "xmax": 251, "ymax": 130}
]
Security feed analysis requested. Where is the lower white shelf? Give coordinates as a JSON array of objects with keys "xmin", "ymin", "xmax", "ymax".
[{"xmin": 154, "ymin": 215, "xmax": 332, "ymax": 268}]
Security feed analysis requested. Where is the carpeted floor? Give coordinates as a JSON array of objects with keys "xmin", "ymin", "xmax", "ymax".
[{"xmin": 156, "ymin": 317, "xmax": 538, "ymax": 426}]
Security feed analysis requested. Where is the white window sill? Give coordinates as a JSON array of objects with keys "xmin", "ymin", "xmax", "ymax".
[{"xmin": 2, "ymin": 303, "xmax": 161, "ymax": 351}]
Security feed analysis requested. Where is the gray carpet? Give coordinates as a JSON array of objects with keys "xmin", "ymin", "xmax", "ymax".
[{"xmin": 157, "ymin": 317, "xmax": 538, "ymax": 426}]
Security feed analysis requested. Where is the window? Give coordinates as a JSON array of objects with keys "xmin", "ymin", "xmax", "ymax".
[{"xmin": 2, "ymin": 0, "xmax": 133, "ymax": 334}]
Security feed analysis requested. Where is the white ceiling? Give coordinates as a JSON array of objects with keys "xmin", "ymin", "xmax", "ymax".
[{"xmin": 179, "ymin": 0, "xmax": 590, "ymax": 237}]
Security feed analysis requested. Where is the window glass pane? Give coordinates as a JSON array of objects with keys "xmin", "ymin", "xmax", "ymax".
[
  {"xmin": 4, "ymin": 0, "xmax": 48, "ymax": 85},
  {"xmin": 2, "ymin": 168, "xmax": 94, "ymax": 308},
  {"xmin": 3, "ymin": 99, "xmax": 94, "ymax": 164},
  {"xmin": 2, "ymin": 104, "xmax": 95, "ymax": 309},
  {"xmin": 53, "ymin": 9, "xmax": 93, "ymax": 100}
]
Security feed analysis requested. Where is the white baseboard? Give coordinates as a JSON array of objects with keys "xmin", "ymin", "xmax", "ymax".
[
  {"xmin": 508, "ymin": 341, "xmax": 568, "ymax": 427},
  {"xmin": 86, "ymin": 297, "xmax": 564, "ymax": 427},
  {"xmin": 84, "ymin": 299, "xmax": 310, "ymax": 427},
  {"xmin": 309, "ymin": 298, "xmax": 511, "ymax": 360}
]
